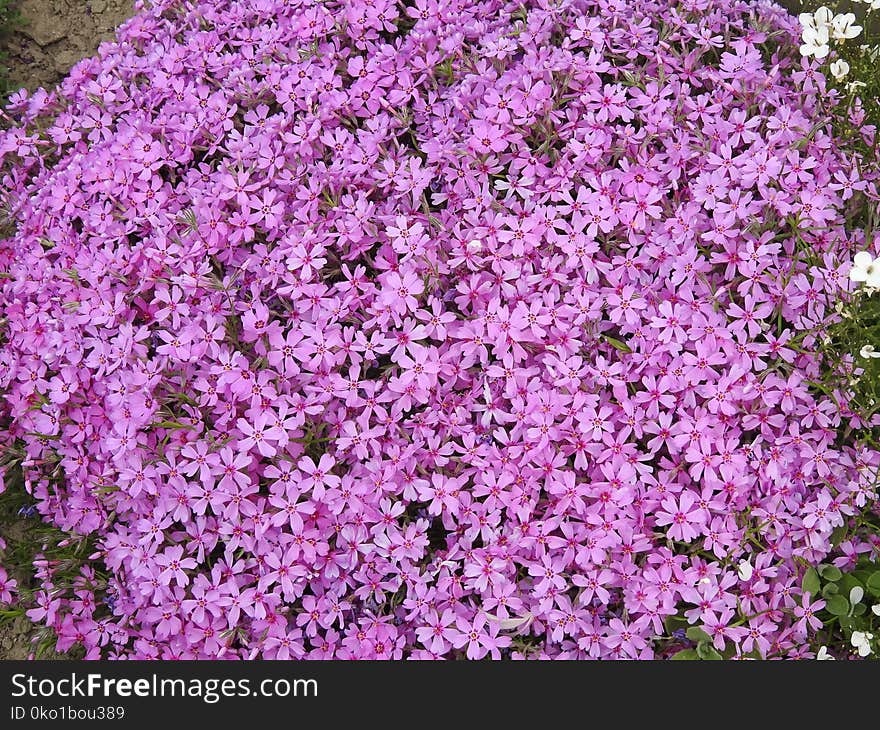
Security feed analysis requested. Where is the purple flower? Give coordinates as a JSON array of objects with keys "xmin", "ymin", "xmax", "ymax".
[{"xmin": 0, "ymin": 0, "xmax": 875, "ymax": 661}]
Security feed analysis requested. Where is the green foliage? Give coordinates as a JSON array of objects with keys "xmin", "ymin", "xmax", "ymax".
[
  {"xmin": 781, "ymin": 2, "xmax": 880, "ymax": 662},
  {"xmin": 0, "ymin": 451, "xmax": 99, "ymax": 658},
  {"xmin": 818, "ymin": 288, "xmax": 880, "ymax": 426},
  {"xmin": 0, "ymin": 0, "xmax": 23, "ymax": 100},
  {"xmin": 661, "ymin": 616, "xmax": 753, "ymax": 660},
  {"xmin": 803, "ymin": 560, "xmax": 880, "ymax": 658},
  {"xmin": 803, "ymin": 566, "xmax": 821, "ymax": 595},
  {"xmin": 668, "ymin": 628, "xmax": 727, "ymax": 661}
]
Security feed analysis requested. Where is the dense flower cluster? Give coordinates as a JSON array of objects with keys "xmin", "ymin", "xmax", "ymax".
[{"xmin": 1, "ymin": 0, "xmax": 879, "ymax": 659}]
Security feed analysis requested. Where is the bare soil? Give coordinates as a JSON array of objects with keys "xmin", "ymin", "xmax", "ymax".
[
  {"xmin": 0, "ymin": 521, "xmax": 34, "ymax": 660},
  {"xmin": 3, "ymin": 0, "xmax": 133, "ymax": 94},
  {"xmin": 0, "ymin": 613, "xmax": 33, "ymax": 659}
]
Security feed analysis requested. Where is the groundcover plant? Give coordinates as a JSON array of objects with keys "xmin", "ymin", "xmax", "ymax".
[{"xmin": 1, "ymin": 0, "xmax": 880, "ymax": 659}]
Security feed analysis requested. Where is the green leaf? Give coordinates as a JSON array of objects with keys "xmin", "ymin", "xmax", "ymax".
[
  {"xmin": 829, "ymin": 526, "xmax": 847, "ymax": 547},
  {"xmin": 819, "ymin": 564, "xmax": 842, "ymax": 582},
  {"xmin": 664, "ymin": 615, "xmax": 689, "ymax": 634},
  {"xmin": 603, "ymin": 335, "xmax": 632, "ymax": 354},
  {"xmin": 670, "ymin": 649, "xmax": 700, "ymax": 660},
  {"xmin": 825, "ymin": 594, "xmax": 849, "ymax": 616},
  {"xmin": 153, "ymin": 420, "xmax": 193, "ymax": 430},
  {"xmin": 866, "ymin": 572, "xmax": 880, "ymax": 597},
  {"xmin": 802, "ymin": 567, "xmax": 820, "ymax": 596},
  {"xmin": 840, "ymin": 574, "xmax": 863, "ymax": 599},
  {"xmin": 168, "ymin": 392, "xmax": 198, "ymax": 406},
  {"xmin": 821, "ymin": 582, "xmax": 839, "ymax": 599},
  {"xmin": 686, "ymin": 627, "xmax": 711, "ymax": 643},
  {"xmin": 24, "ymin": 431, "xmax": 59, "ymax": 440},
  {"xmin": 853, "ymin": 569, "xmax": 874, "ymax": 585},
  {"xmin": 696, "ymin": 641, "xmax": 722, "ymax": 660},
  {"xmin": 853, "ymin": 602, "xmax": 867, "ymax": 617}
]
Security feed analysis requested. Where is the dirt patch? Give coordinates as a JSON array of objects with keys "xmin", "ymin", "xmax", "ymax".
[
  {"xmin": 0, "ymin": 613, "xmax": 33, "ymax": 659},
  {"xmin": 0, "ymin": 517, "xmax": 74, "ymax": 660},
  {"xmin": 0, "ymin": 520, "xmax": 32, "ymax": 660},
  {"xmin": 2, "ymin": 0, "xmax": 133, "ymax": 94}
]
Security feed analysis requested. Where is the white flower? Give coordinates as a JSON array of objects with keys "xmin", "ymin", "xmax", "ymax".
[
  {"xmin": 815, "ymin": 6, "xmax": 834, "ymax": 24},
  {"xmin": 850, "ymin": 586, "xmax": 864, "ymax": 605},
  {"xmin": 800, "ymin": 6, "xmax": 833, "ymax": 30},
  {"xmin": 872, "ymin": 604, "xmax": 880, "ymax": 616},
  {"xmin": 860, "ymin": 345, "xmax": 880, "ymax": 359},
  {"xmin": 829, "ymin": 59, "xmax": 850, "ymax": 80},
  {"xmin": 850, "ymin": 251, "xmax": 880, "ymax": 288},
  {"xmin": 859, "ymin": 44, "xmax": 880, "ymax": 62},
  {"xmin": 831, "ymin": 13, "xmax": 862, "ymax": 42},
  {"xmin": 737, "ymin": 558, "xmax": 753, "ymax": 581},
  {"xmin": 800, "ymin": 26, "xmax": 831, "ymax": 58},
  {"xmin": 816, "ymin": 646, "xmax": 835, "ymax": 660},
  {"xmin": 466, "ymin": 239, "xmax": 482, "ymax": 253},
  {"xmin": 851, "ymin": 630, "xmax": 874, "ymax": 657},
  {"xmin": 799, "ymin": 9, "xmax": 833, "ymax": 58}
]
